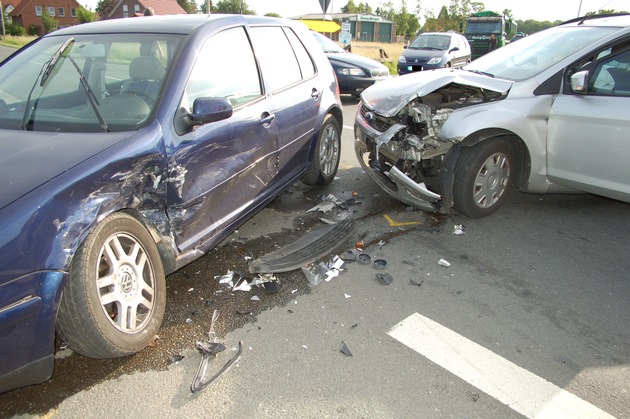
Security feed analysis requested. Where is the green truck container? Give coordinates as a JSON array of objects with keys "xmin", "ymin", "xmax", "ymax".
[{"xmin": 464, "ymin": 11, "xmax": 517, "ymax": 60}]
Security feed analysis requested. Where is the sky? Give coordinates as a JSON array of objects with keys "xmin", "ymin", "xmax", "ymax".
[{"xmin": 80, "ymin": 0, "xmax": 629, "ymax": 23}]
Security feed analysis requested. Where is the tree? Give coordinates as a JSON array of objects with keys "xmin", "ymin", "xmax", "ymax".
[
  {"xmin": 265, "ymin": 12, "xmax": 282, "ymax": 17},
  {"xmin": 41, "ymin": 7, "xmax": 58, "ymax": 33},
  {"xmin": 76, "ymin": 6, "xmax": 95, "ymax": 23},
  {"xmin": 177, "ymin": 0, "xmax": 198, "ymax": 14},
  {"xmin": 213, "ymin": 0, "xmax": 254, "ymax": 14},
  {"xmin": 341, "ymin": 0, "xmax": 357, "ymax": 13},
  {"xmin": 96, "ymin": 0, "xmax": 118, "ymax": 19}
]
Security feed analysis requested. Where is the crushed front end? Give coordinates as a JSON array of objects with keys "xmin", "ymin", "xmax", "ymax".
[{"xmin": 354, "ymin": 74, "xmax": 508, "ymax": 212}]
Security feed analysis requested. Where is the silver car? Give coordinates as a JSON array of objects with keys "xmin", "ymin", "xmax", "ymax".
[{"xmin": 355, "ymin": 14, "xmax": 630, "ymax": 217}]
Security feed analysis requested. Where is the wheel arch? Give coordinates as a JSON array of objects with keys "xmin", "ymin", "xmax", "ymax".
[{"xmin": 439, "ymin": 128, "xmax": 530, "ymax": 211}]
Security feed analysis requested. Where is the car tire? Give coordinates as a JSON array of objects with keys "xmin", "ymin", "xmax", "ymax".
[
  {"xmin": 301, "ymin": 114, "xmax": 341, "ymax": 186},
  {"xmin": 57, "ymin": 212, "xmax": 166, "ymax": 358},
  {"xmin": 452, "ymin": 139, "xmax": 515, "ymax": 218}
]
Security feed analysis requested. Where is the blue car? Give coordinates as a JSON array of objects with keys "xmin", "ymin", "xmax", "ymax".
[{"xmin": 0, "ymin": 15, "xmax": 342, "ymax": 393}]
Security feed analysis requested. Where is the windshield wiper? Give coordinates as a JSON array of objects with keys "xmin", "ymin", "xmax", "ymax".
[
  {"xmin": 21, "ymin": 37, "xmax": 109, "ymax": 132},
  {"xmin": 21, "ymin": 38, "xmax": 75, "ymax": 130},
  {"xmin": 465, "ymin": 69, "xmax": 495, "ymax": 78},
  {"xmin": 65, "ymin": 49, "xmax": 109, "ymax": 132}
]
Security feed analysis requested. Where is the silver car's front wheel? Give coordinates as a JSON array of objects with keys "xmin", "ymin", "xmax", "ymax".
[{"xmin": 453, "ymin": 139, "xmax": 516, "ymax": 218}]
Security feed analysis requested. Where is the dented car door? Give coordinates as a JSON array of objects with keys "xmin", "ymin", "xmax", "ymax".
[
  {"xmin": 547, "ymin": 45, "xmax": 630, "ymax": 202},
  {"xmin": 166, "ymin": 26, "xmax": 278, "ymax": 252}
]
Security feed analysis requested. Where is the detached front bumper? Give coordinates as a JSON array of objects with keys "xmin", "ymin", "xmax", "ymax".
[{"xmin": 354, "ymin": 112, "xmax": 441, "ymax": 213}]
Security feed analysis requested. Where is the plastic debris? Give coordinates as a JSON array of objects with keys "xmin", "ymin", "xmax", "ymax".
[
  {"xmin": 341, "ymin": 249, "xmax": 358, "ymax": 262},
  {"xmin": 186, "ymin": 318, "xmax": 193, "ymax": 324},
  {"xmin": 373, "ymin": 259, "xmax": 387, "ymax": 269},
  {"xmin": 232, "ymin": 276, "xmax": 251, "ymax": 292},
  {"xmin": 169, "ymin": 354, "xmax": 185, "ymax": 365},
  {"xmin": 319, "ymin": 217, "xmax": 337, "ymax": 225},
  {"xmin": 355, "ymin": 240, "xmax": 365, "ymax": 250},
  {"xmin": 410, "ymin": 278, "xmax": 424, "ymax": 287},
  {"xmin": 344, "ymin": 293, "xmax": 351, "ymax": 298},
  {"xmin": 340, "ymin": 341, "xmax": 353, "ymax": 357},
  {"xmin": 378, "ymin": 240, "xmax": 386, "ymax": 248},
  {"xmin": 190, "ymin": 310, "xmax": 243, "ymax": 394},
  {"xmin": 453, "ymin": 224, "xmax": 465, "ymax": 235},
  {"xmin": 251, "ymin": 295, "xmax": 260, "ymax": 301},
  {"xmin": 357, "ymin": 253, "xmax": 371, "ymax": 264},
  {"xmin": 215, "ymin": 271, "xmax": 236, "ymax": 288},
  {"xmin": 375, "ymin": 273, "xmax": 393, "ymax": 285},
  {"xmin": 307, "ymin": 194, "xmax": 343, "ymax": 213},
  {"xmin": 301, "ymin": 255, "xmax": 345, "ymax": 286},
  {"xmin": 438, "ymin": 258, "xmax": 451, "ymax": 267},
  {"xmin": 262, "ymin": 280, "xmax": 282, "ymax": 294}
]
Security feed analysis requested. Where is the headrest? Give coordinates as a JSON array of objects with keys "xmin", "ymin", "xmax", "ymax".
[{"xmin": 129, "ymin": 56, "xmax": 165, "ymax": 81}]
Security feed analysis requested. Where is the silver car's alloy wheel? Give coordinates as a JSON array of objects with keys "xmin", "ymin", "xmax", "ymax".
[
  {"xmin": 473, "ymin": 152, "xmax": 511, "ymax": 209},
  {"xmin": 452, "ymin": 138, "xmax": 516, "ymax": 218}
]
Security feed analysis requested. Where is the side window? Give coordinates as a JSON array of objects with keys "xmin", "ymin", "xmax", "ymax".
[
  {"xmin": 249, "ymin": 26, "xmax": 302, "ymax": 92},
  {"xmin": 184, "ymin": 26, "xmax": 262, "ymax": 109},
  {"xmin": 588, "ymin": 47, "xmax": 630, "ymax": 95},
  {"xmin": 284, "ymin": 27, "xmax": 316, "ymax": 79}
]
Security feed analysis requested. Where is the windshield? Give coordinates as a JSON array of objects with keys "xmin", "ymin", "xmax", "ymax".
[
  {"xmin": 465, "ymin": 25, "xmax": 619, "ymax": 81},
  {"xmin": 311, "ymin": 31, "xmax": 346, "ymax": 53},
  {"xmin": 409, "ymin": 34, "xmax": 451, "ymax": 51},
  {"xmin": 0, "ymin": 33, "xmax": 183, "ymax": 132},
  {"xmin": 465, "ymin": 21, "xmax": 502, "ymax": 35}
]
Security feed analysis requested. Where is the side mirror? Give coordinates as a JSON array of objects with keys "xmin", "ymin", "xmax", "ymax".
[
  {"xmin": 190, "ymin": 97, "xmax": 233, "ymax": 125},
  {"xmin": 570, "ymin": 70, "xmax": 588, "ymax": 93},
  {"xmin": 403, "ymin": 45, "xmax": 407, "ymax": 49},
  {"xmin": 450, "ymin": 46, "xmax": 460, "ymax": 53}
]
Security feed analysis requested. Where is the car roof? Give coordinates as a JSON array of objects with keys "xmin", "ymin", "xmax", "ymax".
[
  {"xmin": 50, "ymin": 14, "xmax": 296, "ymax": 36},
  {"xmin": 559, "ymin": 13, "xmax": 630, "ymax": 28}
]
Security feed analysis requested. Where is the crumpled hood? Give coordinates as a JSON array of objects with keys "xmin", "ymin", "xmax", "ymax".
[
  {"xmin": 0, "ymin": 129, "xmax": 134, "ymax": 210},
  {"xmin": 361, "ymin": 68, "xmax": 513, "ymax": 117}
]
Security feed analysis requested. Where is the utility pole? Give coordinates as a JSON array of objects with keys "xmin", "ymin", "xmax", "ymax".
[{"xmin": 0, "ymin": 0, "xmax": 6, "ymax": 40}]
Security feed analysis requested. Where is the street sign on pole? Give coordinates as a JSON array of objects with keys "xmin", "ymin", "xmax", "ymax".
[{"xmin": 319, "ymin": 0, "xmax": 331, "ymax": 13}]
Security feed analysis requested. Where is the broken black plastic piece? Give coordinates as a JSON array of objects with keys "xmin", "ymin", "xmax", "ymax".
[
  {"xmin": 410, "ymin": 278, "xmax": 424, "ymax": 287},
  {"xmin": 168, "ymin": 354, "xmax": 185, "ymax": 365},
  {"xmin": 357, "ymin": 253, "xmax": 371, "ymax": 264},
  {"xmin": 248, "ymin": 219, "xmax": 356, "ymax": 273},
  {"xmin": 375, "ymin": 273, "xmax": 393, "ymax": 285},
  {"xmin": 262, "ymin": 280, "xmax": 282, "ymax": 294},
  {"xmin": 373, "ymin": 259, "xmax": 387, "ymax": 269},
  {"xmin": 340, "ymin": 341, "xmax": 353, "ymax": 357}
]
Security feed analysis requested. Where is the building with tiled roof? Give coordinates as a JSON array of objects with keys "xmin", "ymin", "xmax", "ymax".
[
  {"xmin": 107, "ymin": 0, "xmax": 186, "ymax": 19},
  {"xmin": 8, "ymin": 0, "xmax": 82, "ymax": 34}
]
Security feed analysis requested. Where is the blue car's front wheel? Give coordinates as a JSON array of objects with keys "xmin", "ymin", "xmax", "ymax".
[{"xmin": 57, "ymin": 212, "xmax": 166, "ymax": 358}]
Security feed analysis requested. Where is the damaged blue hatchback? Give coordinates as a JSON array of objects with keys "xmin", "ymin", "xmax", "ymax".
[{"xmin": 0, "ymin": 15, "xmax": 342, "ymax": 393}]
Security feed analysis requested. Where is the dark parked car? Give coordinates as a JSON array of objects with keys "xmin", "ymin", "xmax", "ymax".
[
  {"xmin": 0, "ymin": 14, "xmax": 342, "ymax": 393},
  {"xmin": 398, "ymin": 32, "xmax": 471, "ymax": 75},
  {"xmin": 311, "ymin": 31, "xmax": 389, "ymax": 97},
  {"xmin": 356, "ymin": 14, "xmax": 630, "ymax": 218}
]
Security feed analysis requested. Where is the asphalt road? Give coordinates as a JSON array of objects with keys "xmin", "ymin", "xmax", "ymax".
[{"xmin": 1, "ymin": 93, "xmax": 630, "ymax": 418}]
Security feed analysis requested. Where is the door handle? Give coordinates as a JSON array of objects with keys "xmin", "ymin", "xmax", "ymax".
[
  {"xmin": 259, "ymin": 113, "xmax": 275, "ymax": 126},
  {"xmin": 311, "ymin": 88, "xmax": 321, "ymax": 100}
]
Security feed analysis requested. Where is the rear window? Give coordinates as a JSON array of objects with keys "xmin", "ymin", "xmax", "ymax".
[{"xmin": 250, "ymin": 26, "xmax": 314, "ymax": 92}]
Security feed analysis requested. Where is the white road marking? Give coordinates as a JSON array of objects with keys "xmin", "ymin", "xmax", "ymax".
[
  {"xmin": 343, "ymin": 125, "xmax": 354, "ymax": 130},
  {"xmin": 388, "ymin": 313, "xmax": 615, "ymax": 419}
]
